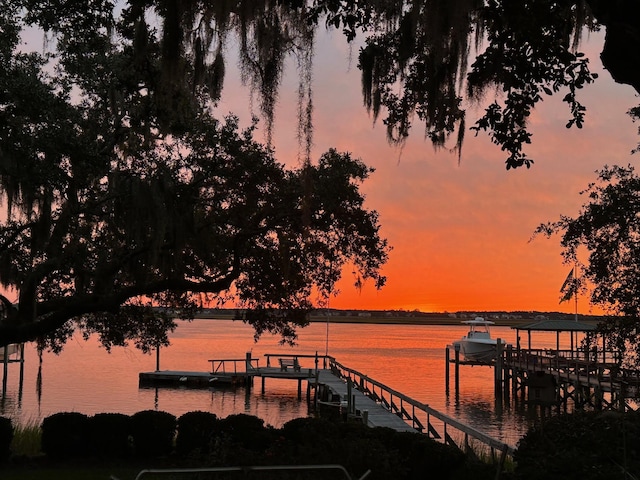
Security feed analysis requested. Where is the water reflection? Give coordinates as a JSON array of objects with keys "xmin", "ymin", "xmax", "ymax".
[{"xmin": 0, "ymin": 319, "xmax": 587, "ymax": 444}]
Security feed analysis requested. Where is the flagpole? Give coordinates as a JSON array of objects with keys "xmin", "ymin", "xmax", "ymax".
[{"xmin": 574, "ymin": 264, "xmax": 578, "ymax": 322}]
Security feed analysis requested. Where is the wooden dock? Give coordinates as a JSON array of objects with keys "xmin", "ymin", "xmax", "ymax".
[
  {"xmin": 315, "ymin": 370, "xmax": 417, "ymax": 432},
  {"xmin": 139, "ymin": 353, "xmax": 515, "ymax": 473},
  {"xmin": 445, "ymin": 342, "xmax": 640, "ymax": 412},
  {"xmin": 139, "ymin": 353, "xmax": 321, "ymax": 399}
]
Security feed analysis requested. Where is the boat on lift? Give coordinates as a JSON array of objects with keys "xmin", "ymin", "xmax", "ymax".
[{"xmin": 452, "ymin": 317, "xmax": 506, "ymax": 363}]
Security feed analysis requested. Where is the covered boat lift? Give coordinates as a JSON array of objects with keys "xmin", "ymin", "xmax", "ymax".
[{"xmin": 512, "ymin": 319, "xmax": 597, "ymax": 361}]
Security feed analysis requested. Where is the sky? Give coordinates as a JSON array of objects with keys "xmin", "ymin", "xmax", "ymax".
[
  {"xmin": 13, "ymin": 19, "xmax": 639, "ymax": 316},
  {"xmin": 215, "ymin": 28, "xmax": 639, "ymax": 315}
]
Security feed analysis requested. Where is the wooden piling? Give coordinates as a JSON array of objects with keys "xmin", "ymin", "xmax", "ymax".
[
  {"xmin": 2, "ymin": 345, "xmax": 8, "ymax": 393},
  {"xmin": 445, "ymin": 346, "xmax": 450, "ymax": 394},
  {"xmin": 494, "ymin": 339, "xmax": 503, "ymax": 394},
  {"xmin": 454, "ymin": 344, "xmax": 460, "ymax": 393}
]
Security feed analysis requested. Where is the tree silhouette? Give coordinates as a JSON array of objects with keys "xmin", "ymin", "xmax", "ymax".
[
  {"xmin": 0, "ymin": 4, "xmax": 388, "ymax": 350},
  {"xmin": 3, "ymin": 0, "xmax": 639, "ymax": 349}
]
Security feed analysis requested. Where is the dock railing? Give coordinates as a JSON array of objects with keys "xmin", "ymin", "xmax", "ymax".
[
  {"xmin": 329, "ymin": 358, "xmax": 516, "ymax": 460},
  {"xmin": 263, "ymin": 352, "xmax": 331, "ymax": 370},
  {"xmin": 208, "ymin": 358, "xmax": 260, "ymax": 375}
]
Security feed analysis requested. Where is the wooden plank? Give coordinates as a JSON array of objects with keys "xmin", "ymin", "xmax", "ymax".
[{"xmin": 315, "ymin": 370, "xmax": 417, "ymax": 433}]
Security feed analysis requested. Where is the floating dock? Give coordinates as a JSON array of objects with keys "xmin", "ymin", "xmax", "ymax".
[{"xmin": 139, "ymin": 353, "xmax": 321, "ymax": 399}]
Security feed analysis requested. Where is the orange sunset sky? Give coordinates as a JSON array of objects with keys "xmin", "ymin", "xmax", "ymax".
[
  {"xmin": 216, "ymin": 29, "xmax": 638, "ymax": 315},
  {"xmin": 12, "ymin": 24, "xmax": 639, "ymax": 316}
]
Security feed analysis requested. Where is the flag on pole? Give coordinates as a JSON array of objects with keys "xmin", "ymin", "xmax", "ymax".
[{"xmin": 559, "ymin": 268, "xmax": 576, "ymax": 303}]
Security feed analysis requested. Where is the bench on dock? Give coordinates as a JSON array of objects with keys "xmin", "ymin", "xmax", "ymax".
[{"xmin": 279, "ymin": 357, "xmax": 300, "ymax": 372}]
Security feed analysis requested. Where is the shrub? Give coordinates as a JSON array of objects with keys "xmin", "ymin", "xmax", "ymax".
[
  {"xmin": 176, "ymin": 411, "xmax": 219, "ymax": 456},
  {"xmin": 515, "ymin": 411, "xmax": 640, "ymax": 480},
  {"xmin": 277, "ymin": 417, "xmax": 340, "ymax": 463},
  {"xmin": 219, "ymin": 413, "xmax": 274, "ymax": 452},
  {"xmin": 41, "ymin": 412, "xmax": 90, "ymax": 459},
  {"xmin": 131, "ymin": 410, "xmax": 176, "ymax": 458},
  {"xmin": 0, "ymin": 416, "xmax": 13, "ymax": 461},
  {"xmin": 88, "ymin": 413, "xmax": 132, "ymax": 458}
]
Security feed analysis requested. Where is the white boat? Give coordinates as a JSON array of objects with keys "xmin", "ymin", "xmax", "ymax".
[{"xmin": 452, "ymin": 317, "xmax": 506, "ymax": 363}]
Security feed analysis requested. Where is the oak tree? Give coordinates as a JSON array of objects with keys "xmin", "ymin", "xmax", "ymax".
[{"xmin": 0, "ymin": 2, "xmax": 388, "ymax": 351}]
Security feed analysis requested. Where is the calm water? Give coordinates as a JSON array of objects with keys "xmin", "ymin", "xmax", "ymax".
[{"xmin": 0, "ymin": 319, "xmax": 574, "ymax": 446}]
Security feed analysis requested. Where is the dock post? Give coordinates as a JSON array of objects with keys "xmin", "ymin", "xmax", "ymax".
[
  {"xmin": 495, "ymin": 339, "xmax": 503, "ymax": 394},
  {"xmin": 261, "ymin": 376, "xmax": 266, "ymax": 394},
  {"xmin": 454, "ymin": 344, "xmax": 460, "ymax": 394},
  {"xmin": 2, "ymin": 344, "xmax": 8, "ymax": 394},
  {"xmin": 445, "ymin": 346, "xmax": 450, "ymax": 394},
  {"xmin": 297, "ymin": 379, "xmax": 302, "ymax": 400},
  {"xmin": 19, "ymin": 344, "xmax": 25, "ymax": 388},
  {"xmin": 156, "ymin": 344, "xmax": 160, "ymax": 371},
  {"xmin": 314, "ymin": 369, "xmax": 319, "ymax": 410},
  {"xmin": 505, "ymin": 344, "xmax": 512, "ymax": 389}
]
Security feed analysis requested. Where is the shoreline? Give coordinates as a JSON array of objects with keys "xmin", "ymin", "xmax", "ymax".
[{"xmin": 193, "ymin": 312, "xmax": 600, "ymax": 328}]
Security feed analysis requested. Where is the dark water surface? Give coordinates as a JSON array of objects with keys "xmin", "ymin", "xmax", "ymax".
[{"xmin": 0, "ymin": 319, "xmax": 573, "ymax": 446}]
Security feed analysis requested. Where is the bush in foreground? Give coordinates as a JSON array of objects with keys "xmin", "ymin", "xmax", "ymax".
[
  {"xmin": 7, "ymin": 410, "xmax": 502, "ymax": 479},
  {"xmin": 514, "ymin": 410, "xmax": 640, "ymax": 479},
  {"xmin": 41, "ymin": 412, "xmax": 90, "ymax": 459},
  {"xmin": 176, "ymin": 411, "xmax": 219, "ymax": 456},
  {"xmin": 89, "ymin": 413, "xmax": 132, "ymax": 459},
  {"xmin": 130, "ymin": 410, "xmax": 176, "ymax": 458}
]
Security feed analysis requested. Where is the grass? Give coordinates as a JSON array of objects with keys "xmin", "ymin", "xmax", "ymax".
[
  {"xmin": 10, "ymin": 418, "xmax": 42, "ymax": 458},
  {"xmin": 5, "ymin": 420, "xmax": 140, "ymax": 480}
]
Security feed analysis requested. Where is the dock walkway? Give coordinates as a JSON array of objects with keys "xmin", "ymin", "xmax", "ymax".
[{"xmin": 316, "ymin": 370, "xmax": 417, "ymax": 432}]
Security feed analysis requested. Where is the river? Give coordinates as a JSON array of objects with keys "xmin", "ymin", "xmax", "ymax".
[{"xmin": 0, "ymin": 319, "xmax": 576, "ymax": 447}]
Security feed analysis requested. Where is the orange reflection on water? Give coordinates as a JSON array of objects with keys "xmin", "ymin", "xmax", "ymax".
[{"xmin": 0, "ymin": 319, "xmax": 585, "ymax": 445}]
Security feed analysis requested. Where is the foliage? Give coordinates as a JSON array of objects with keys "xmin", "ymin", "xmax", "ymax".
[
  {"xmin": 218, "ymin": 413, "xmax": 275, "ymax": 453},
  {"xmin": 0, "ymin": 2, "xmax": 389, "ymax": 351},
  {"xmin": 4, "ymin": 411, "xmax": 500, "ymax": 479},
  {"xmin": 514, "ymin": 411, "xmax": 640, "ymax": 480},
  {"xmin": 274, "ymin": 418, "xmax": 467, "ymax": 480},
  {"xmin": 3, "ymin": 1, "xmax": 626, "ymax": 174},
  {"xmin": 339, "ymin": 0, "xmax": 599, "ymax": 168},
  {"xmin": 467, "ymin": 0, "xmax": 597, "ymax": 169},
  {"xmin": 41, "ymin": 412, "xmax": 90, "ymax": 459},
  {"xmin": 535, "ymin": 165, "xmax": 640, "ymax": 368},
  {"xmin": 88, "ymin": 413, "xmax": 132, "ymax": 459},
  {"xmin": 0, "ymin": 416, "xmax": 13, "ymax": 461},
  {"xmin": 130, "ymin": 410, "xmax": 176, "ymax": 458},
  {"xmin": 176, "ymin": 411, "xmax": 219, "ymax": 456}
]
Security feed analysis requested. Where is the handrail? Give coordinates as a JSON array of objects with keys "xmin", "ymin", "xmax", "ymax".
[
  {"xmin": 330, "ymin": 359, "xmax": 516, "ymax": 457},
  {"xmin": 208, "ymin": 358, "xmax": 259, "ymax": 374},
  {"xmin": 263, "ymin": 353, "xmax": 334, "ymax": 369},
  {"xmin": 120, "ymin": 464, "xmax": 371, "ymax": 480}
]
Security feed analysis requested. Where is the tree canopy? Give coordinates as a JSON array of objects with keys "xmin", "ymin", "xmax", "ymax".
[
  {"xmin": 12, "ymin": 1, "xmax": 637, "ymax": 169},
  {"xmin": 0, "ymin": 2, "xmax": 389, "ymax": 351},
  {"xmin": 17, "ymin": 0, "xmax": 636, "ymax": 169}
]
